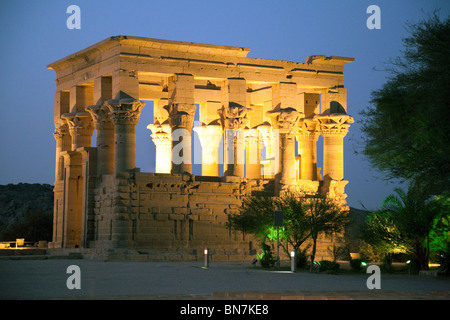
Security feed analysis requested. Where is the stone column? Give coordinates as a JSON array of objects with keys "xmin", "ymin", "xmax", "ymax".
[
  {"xmin": 257, "ymin": 124, "xmax": 278, "ymax": 178},
  {"xmin": 62, "ymin": 112, "xmax": 94, "ymax": 151},
  {"xmin": 86, "ymin": 104, "xmax": 115, "ymax": 176},
  {"xmin": 147, "ymin": 124, "xmax": 172, "ymax": 174},
  {"xmin": 53, "ymin": 120, "xmax": 71, "ymax": 181},
  {"xmin": 52, "ymin": 120, "xmax": 71, "ymax": 248},
  {"xmin": 167, "ymin": 74, "xmax": 196, "ymax": 174},
  {"xmin": 60, "ymin": 151, "xmax": 83, "ymax": 248},
  {"xmin": 296, "ymin": 118, "xmax": 320, "ymax": 180},
  {"xmin": 315, "ymin": 114, "xmax": 353, "ymax": 181},
  {"xmin": 193, "ymin": 124, "xmax": 223, "ymax": 176},
  {"xmin": 244, "ymin": 128, "xmax": 261, "ymax": 179},
  {"xmin": 219, "ymin": 78, "xmax": 250, "ymax": 178},
  {"xmin": 105, "ymin": 98, "xmax": 145, "ymax": 174},
  {"xmin": 267, "ymin": 108, "xmax": 302, "ymax": 185}
]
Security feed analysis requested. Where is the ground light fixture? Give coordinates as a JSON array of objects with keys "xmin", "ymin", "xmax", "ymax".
[
  {"xmin": 202, "ymin": 249, "xmax": 209, "ymax": 269},
  {"xmin": 291, "ymin": 251, "xmax": 296, "ymax": 272}
]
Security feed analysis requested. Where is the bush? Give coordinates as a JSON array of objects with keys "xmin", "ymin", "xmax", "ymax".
[
  {"xmin": 438, "ymin": 245, "xmax": 450, "ymax": 276},
  {"xmin": 350, "ymin": 259, "xmax": 367, "ymax": 272},
  {"xmin": 318, "ymin": 260, "xmax": 340, "ymax": 273},
  {"xmin": 295, "ymin": 246, "xmax": 310, "ymax": 269},
  {"xmin": 257, "ymin": 242, "xmax": 275, "ymax": 268}
]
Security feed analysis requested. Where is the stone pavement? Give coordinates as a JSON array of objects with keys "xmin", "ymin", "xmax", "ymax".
[{"xmin": 0, "ymin": 258, "xmax": 449, "ymax": 300}]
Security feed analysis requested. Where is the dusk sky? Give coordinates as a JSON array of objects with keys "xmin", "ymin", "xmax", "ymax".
[{"xmin": 0, "ymin": 0, "xmax": 448, "ymax": 210}]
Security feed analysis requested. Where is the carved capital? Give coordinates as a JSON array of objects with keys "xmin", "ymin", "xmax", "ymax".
[
  {"xmin": 296, "ymin": 118, "xmax": 320, "ymax": 141},
  {"xmin": 86, "ymin": 104, "xmax": 114, "ymax": 130},
  {"xmin": 105, "ymin": 98, "xmax": 145, "ymax": 126},
  {"xmin": 62, "ymin": 112, "xmax": 94, "ymax": 137},
  {"xmin": 54, "ymin": 122, "xmax": 69, "ymax": 141},
  {"xmin": 166, "ymin": 102, "xmax": 196, "ymax": 129},
  {"xmin": 147, "ymin": 123, "xmax": 172, "ymax": 144},
  {"xmin": 267, "ymin": 107, "xmax": 303, "ymax": 134},
  {"xmin": 219, "ymin": 103, "xmax": 252, "ymax": 130},
  {"xmin": 169, "ymin": 112, "xmax": 194, "ymax": 129},
  {"xmin": 314, "ymin": 114, "xmax": 353, "ymax": 137}
]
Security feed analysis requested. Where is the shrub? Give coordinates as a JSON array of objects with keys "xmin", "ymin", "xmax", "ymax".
[
  {"xmin": 350, "ymin": 259, "xmax": 367, "ymax": 272},
  {"xmin": 257, "ymin": 242, "xmax": 275, "ymax": 268},
  {"xmin": 295, "ymin": 246, "xmax": 310, "ymax": 269},
  {"xmin": 318, "ymin": 260, "xmax": 340, "ymax": 273},
  {"xmin": 438, "ymin": 245, "xmax": 450, "ymax": 276}
]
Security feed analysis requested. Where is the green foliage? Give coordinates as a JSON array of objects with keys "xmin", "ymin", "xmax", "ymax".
[
  {"xmin": 228, "ymin": 194, "xmax": 276, "ymax": 240},
  {"xmin": 438, "ymin": 245, "xmax": 450, "ymax": 276},
  {"xmin": 363, "ymin": 182, "xmax": 449, "ymax": 271},
  {"xmin": 360, "ymin": 13, "xmax": 450, "ymax": 196},
  {"xmin": 318, "ymin": 260, "xmax": 340, "ymax": 273},
  {"xmin": 256, "ymin": 242, "xmax": 275, "ymax": 268},
  {"xmin": 295, "ymin": 245, "xmax": 311, "ymax": 269},
  {"xmin": 350, "ymin": 259, "xmax": 367, "ymax": 272},
  {"xmin": 231, "ymin": 190, "xmax": 349, "ymax": 271}
]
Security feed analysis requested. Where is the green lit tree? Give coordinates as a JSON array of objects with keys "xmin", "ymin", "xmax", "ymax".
[
  {"xmin": 230, "ymin": 190, "xmax": 348, "ymax": 270},
  {"xmin": 364, "ymin": 182, "xmax": 448, "ymax": 272}
]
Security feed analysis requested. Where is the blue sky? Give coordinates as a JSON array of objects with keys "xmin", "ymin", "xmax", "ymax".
[{"xmin": 0, "ymin": 0, "xmax": 448, "ymax": 210}]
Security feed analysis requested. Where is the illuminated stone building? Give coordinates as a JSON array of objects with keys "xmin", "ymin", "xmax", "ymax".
[{"xmin": 48, "ymin": 36, "xmax": 353, "ymax": 260}]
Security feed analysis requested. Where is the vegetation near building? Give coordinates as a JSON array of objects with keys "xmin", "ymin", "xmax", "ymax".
[
  {"xmin": 229, "ymin": 189, "xmax": 349, "ymax": 269},
  {"xmin": 359, "ymin": 13, "xmax": 450, "ymax": 273}
]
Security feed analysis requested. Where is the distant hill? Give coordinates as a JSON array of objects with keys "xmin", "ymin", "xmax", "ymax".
[{"xmin": 0, "ymin": 183, "xmax": 54, "ymax": 242}]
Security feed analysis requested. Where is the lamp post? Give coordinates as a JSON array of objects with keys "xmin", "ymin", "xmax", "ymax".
[{"xmin": 274, "ymin": 209, "xmax": 283, "ymax": 270}]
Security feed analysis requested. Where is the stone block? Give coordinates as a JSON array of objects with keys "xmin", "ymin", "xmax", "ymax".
[
  {"xmin": 169, "ymin": 214, "xmax": 185, "ymax": 220},
  {"xmin": 190, "ymin": 208, "xmax": 211, "ymax": 215},
  {"xmin": 154, "ymin": 213, "xmax": 169, "ymax": 221},
  {"xmin": 172, "ymin": 207, "xmax": 188, "ymax": 214}
]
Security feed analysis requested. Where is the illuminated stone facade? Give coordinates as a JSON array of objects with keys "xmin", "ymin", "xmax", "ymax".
[{"xmin": 48, "ymin": 36, "xmax": 353, "ymax": 261}]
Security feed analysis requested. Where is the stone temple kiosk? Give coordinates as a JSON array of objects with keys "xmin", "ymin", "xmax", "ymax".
[{"xmin": 48, "ymin": 36, "xmax": 353, "ymax": 261}]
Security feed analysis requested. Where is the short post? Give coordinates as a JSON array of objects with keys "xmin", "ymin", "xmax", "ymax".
[
  {"xmin": 273, "ymin": 209, "xmax": 283, "ymax": 270},
  {"xmin": 291, "ymin": 251, "xmax": 296, "ymax": 272},
  {"xmin": 203, "ymin": 248, "xmax": 209, "ymax": 268}
]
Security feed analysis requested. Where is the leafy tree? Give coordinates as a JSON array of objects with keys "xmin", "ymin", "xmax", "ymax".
[
  {"xmin": 230, "ymin": 190, "xmax": 349, "ymax": 270},
  {"xmin": 276, "ymin": 191, "xmax": 312, "ymax": 261},
  {"xmin": 360, "ymin": 13, "xmax": 450, "ymax": 197},
  {"xmin": 229, "ymin": 194, "xmax": 276, "ymax": 241},
  {"xmin": 300, "ymin": 193, "xmax": 348, "ymax": 270},
  {"xmin": 364, "ymin": 182, "xmax": 448, "ymax": 271}
]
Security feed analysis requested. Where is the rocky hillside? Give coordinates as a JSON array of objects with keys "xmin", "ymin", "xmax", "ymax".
[{"xmin": 0, "ymin": 183, "xmax": 53, "ymax": 242}]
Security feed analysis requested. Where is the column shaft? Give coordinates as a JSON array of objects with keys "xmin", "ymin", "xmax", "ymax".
[
  {"xmin": 245, "ymin": 129, "xmax": 261, "ymax": 179},
  {"xmin": 148, "ymin": 124, "xmax": 172, "ymax": 174},
  {"xmin": 193, "ymin": 125, "xmax": 223, "ymax": 176},
  {"xmin": 167, "ymin": 74, "xmax": 196, "ymax": 174},
  {"xmin": 106, "ymin": 98, "xmax": 145, "ymax": 174},
  {"xmin": 219, "ymin": 78, "xmax": 250, "ymax": 178},
  {"xmin": 315, "ymin": 114, "xmax": 353, "ymax": 181},
  {"xmin": 279, "ymin": 133, "xmax": 297, "ymax": 184},
  {"xmin": 323, "ymin": 135, "xmax": 345, "ymax": 181}
]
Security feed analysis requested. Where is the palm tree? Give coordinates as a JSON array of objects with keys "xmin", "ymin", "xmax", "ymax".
[{"xmin": 368, "ymin": 182, "xmax": 443, "ymax": 271}]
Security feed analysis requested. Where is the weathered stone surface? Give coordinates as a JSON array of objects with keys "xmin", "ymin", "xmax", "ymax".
[{"xmin": 48, "ymin": 36, "xmax": 352, "ymax": 260}]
